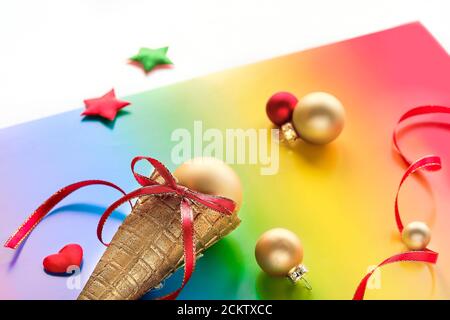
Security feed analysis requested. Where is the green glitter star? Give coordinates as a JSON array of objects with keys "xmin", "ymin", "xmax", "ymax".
[{"xmin": 130, "ymin": 47, "xmax": 173, "ymax": 72}]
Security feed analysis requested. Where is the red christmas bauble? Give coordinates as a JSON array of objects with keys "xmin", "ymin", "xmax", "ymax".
[{"xmin": 266, "ymin": 92, "xmax": 298, "ymax": 126}]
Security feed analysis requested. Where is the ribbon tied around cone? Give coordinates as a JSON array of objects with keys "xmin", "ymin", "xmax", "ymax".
[{"xmin": 4, "ymin": 156, "xmax": 236, "ymax": 300}]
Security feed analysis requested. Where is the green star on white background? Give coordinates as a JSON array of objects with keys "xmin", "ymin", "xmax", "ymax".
[{"xmin": 130, "ymin": 47, "xmax": 173, "ymax": 72}]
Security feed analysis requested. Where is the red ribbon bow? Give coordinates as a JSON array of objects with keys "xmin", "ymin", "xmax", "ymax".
[
  {"xmin": 353, "ymin": 105, "xmax": 450, "ymax": 300},
  {"xmin": 4, "ymin": 156, "xmax": 236, "ymax": 300}
]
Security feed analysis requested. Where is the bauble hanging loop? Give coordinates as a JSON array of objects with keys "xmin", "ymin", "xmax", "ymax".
[
  {"xmin": 266, "ymin": 91, "xmax": 345, "ymax": 145},
  {"xmin": 255, "ymin": 228, "xmax": 311, "ymax": 289}
]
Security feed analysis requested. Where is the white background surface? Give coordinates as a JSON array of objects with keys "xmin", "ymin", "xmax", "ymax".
[{"xmin": 0, "ymin": 0, "xmax": 449, "ymax": 129}]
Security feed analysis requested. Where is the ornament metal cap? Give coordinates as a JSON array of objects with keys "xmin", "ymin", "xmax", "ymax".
[
  {"xmin": 288, "ymin": 264, "xmax": 312, "ymax": 290},
  {"xmin": 280, "ymin": 122, "xmax": 299, "ymax": 143}
]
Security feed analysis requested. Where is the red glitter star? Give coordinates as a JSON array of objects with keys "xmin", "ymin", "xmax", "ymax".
[{"xmin": 82, "ymin": 89, "xmax": 130, "ymax": 121}]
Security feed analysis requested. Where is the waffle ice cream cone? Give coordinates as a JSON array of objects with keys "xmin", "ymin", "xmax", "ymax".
[{"xmin": 78, "ymin": 173, "xmax": 240, "ymax": 300}]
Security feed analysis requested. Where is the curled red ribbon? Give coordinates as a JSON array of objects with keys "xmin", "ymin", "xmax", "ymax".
[
  {"xmin": 4, "ymin": 156, "xmax": 236, "ymax": 300},
  {"xmin": 353, "ymin": 105, "xmax": 450, "ymax": 300},
  {"xmin": 393, "ymin": 105, "xmax": 450, "ymax": 166},
  {"xmin": 353, "ymin": 250, "xmax": 438, "ymax": 300}
]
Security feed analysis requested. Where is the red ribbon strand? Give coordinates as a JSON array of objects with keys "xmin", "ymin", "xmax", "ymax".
[
  {"xmin": 393, "ymin": 105, "xmax": 450, "ymax": 166},
  {"xmin": 394, "ymin": 156, "xmax": 441, "ymax": 233},
  {"xmin": 4, "ymin": 180, "xmax": 129, "ymax": 250},
  {"xmin": 353, "ymin": 250, "xmax": 438, "ymax": 300},
  {"xmin": 353, "ymin": 105, "xmax": 450, "ymax": 300},
  {"xmin": 4, "ymin": 156, "xmax": 236, "ymax": 300}
]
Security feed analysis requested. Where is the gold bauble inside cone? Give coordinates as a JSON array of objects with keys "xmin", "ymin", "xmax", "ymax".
[
  {"xmin": 292, "ymin": 92, "xmax": 345, "ymax": 145},
  {"xmin": 173, "ymin": 157, "xmax": 243, "ymax": 211},
  {"xmin": 401, "ymin": 221, "xmax": 431, "ymax": 251},
  {"xmin": 255, "ymin": 228, "xmax": 303, "ymax": 277}
]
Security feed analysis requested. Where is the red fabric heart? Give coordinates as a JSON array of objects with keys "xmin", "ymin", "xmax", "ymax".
[{"xmin": 43, "ymin": 244, "xmax": 83, "ymax": 274}]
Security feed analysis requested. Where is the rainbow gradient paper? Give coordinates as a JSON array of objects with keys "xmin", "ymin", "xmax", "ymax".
[{"xmin": 1, "ymin": 23, "xmax": 450, "ymax": 300}]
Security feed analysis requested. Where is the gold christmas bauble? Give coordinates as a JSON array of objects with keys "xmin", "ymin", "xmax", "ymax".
[
  {"xmin": 173, "ymin": 157, "xmax": 243, "ymax": 211},
  {"xmin": 292, "ymin": 92, "xmax": 345, "ymax": 145},
  {"xmin": 255, "ymin": 228, "xmax": 303, "ymax": 277},
  {"xmin": 401, "ymin": 221, "xmax": 431, "ymax": 251}
]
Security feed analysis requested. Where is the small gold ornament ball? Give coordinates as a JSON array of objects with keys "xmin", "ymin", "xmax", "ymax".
[
  {"xmin": 401, "ymin": 221, "xmax": 431, "ymax": 251},
  {"xmin": 173, "ymin": 157, "xmax": 243, "ymax": 211},
  {"xmin": 255, "ymin": 228, "xmax": 303, "ymax": 277},
  {"xmin": 292, "ymin": 92, "xmax": 345, "ymax": 145}
]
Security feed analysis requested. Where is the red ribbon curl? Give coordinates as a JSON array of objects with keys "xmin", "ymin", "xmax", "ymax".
[
  {"xmin": 353, "ymin": 105, "xmax": 450, "ymax": 300},
  {"xmin": 4, "ymin": 156, "xmax": 236, "ymax": 300}
]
